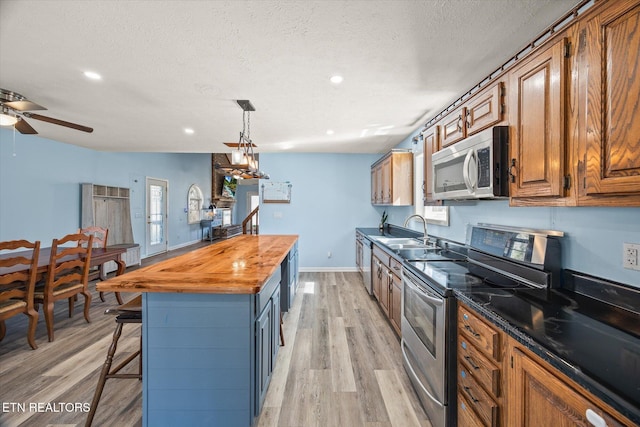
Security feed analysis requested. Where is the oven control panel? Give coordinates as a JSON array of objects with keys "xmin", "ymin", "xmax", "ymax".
[{"xmin": 467, "ymin": 224, "xmax": 563, "ymax": 268}]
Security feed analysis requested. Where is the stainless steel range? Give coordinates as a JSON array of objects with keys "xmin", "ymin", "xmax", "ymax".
[{"xmin": 401, "ymin": 224, "xmax": 563, "ymax": 426}]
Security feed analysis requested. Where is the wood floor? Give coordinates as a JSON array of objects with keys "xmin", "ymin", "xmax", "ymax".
[{"xmin": 0, "ymin": 245, "xmax": 430, "ymax": 427}]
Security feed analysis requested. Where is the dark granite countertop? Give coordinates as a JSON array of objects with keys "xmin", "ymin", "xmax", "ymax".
[
  {"xmin": 455, "ymin": 282, "xmax": 640, "ymax": 424},
  {"xmin": 356, "ymin": 226, "xmax": 640, "ymax": 424}
]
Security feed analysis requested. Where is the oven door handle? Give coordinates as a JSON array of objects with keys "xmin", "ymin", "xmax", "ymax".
[
  {"xmin": 404, "ymin": 276, "xmax": 444, "ymax": 306},
  {"xmin": 401, "ymin": 339, "xmax": 445, "ymax": 408}
]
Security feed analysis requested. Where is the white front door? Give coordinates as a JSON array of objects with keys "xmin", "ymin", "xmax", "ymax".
[{"xmin": 146, "ymin": 177, "xmax": 168, "ymax": 256}]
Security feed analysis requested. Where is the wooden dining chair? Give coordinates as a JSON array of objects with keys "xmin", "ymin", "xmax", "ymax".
[
  {"xmin": 0, "ymin": 239, "xmax": 41, "ymax": 350},
  {"xmin": 78, "ymin": 226, "xmax": 122, "ymax": 304},
  {"xmin": 34, "ymin": 233, "xmax": 93, "ymax": 342}
]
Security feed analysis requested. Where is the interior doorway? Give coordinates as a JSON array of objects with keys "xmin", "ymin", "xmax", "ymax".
[{"xmin": 247, "ymin": 192, "xmax": 259, "ymax": 233}]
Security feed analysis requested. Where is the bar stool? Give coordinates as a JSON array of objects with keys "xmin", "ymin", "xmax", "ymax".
[{"xmin": 85, "ymin": 295, "xmax": 142, "ymax": 427}]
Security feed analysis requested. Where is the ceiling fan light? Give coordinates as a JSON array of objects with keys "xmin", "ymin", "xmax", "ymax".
[{"xmin": 0, "ymin": 113, "xmax": 18, "ymax": 126}]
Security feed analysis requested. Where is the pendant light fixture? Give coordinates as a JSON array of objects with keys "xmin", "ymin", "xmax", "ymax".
[{"xmin": 217, "ymin": 100, "xmax": 270, "ymax": 179}]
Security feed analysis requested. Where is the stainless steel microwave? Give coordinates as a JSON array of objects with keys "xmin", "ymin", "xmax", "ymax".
[{"xmin": 432, "ymin": 126, "xmax": 509, "ymax": 200}]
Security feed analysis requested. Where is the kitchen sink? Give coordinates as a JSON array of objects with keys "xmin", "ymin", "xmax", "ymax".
[
  {"xmin": 370, "ymin": 236, "xmax": 422, "ymax": 245},
  {"xmin": 370, "ymin": 236, "xmax": 438, "ymax": 250},
  {"xmin": 386, "ymin": 243, "xmax": 436, "ymax": 250}
]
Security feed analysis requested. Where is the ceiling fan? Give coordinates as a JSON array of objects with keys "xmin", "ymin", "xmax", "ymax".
[{"xmin": 0, "ymin": 88, "xmax": 93, "ymax": 134}]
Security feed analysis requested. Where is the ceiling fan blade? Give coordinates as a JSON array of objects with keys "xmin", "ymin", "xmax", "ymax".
[
  {"xmin": 4, "ymin": 100, "xmax": 47, "ymax": 111},
  {"xmin": 23, "ymin": 112, "xmax": 93, "ymax": 133},
  {"xmin": 14, "ymin": 118, "xmax": 38, "ymax": 134}
]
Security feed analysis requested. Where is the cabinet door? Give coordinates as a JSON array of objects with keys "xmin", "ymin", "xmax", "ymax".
[
  {"xmin": 379, "ymin": 268, "xmax": 391, "ymax": 317},
  {"xmin": 422, "ymin": 125, "xmax": 441, "ymax": 205},
  {"xmin": 440, "ymin": 105, "xmax": 467, "ymax": 148},
  {"xmin": 371, "ymin": 167, "xmax": 378, "ymax": 204},
  {"xmin": 355, "ymin": 239, "xmax": 363, "ymax": 271},
  {"xmin": 256, "ymin": 302, "xmax": 272, "ymax": 411},
  {"xmin": 509, "ymin": 347, "xmax": 626, "ymax": 427},
  {"xmin": 581, "ymin": 1, "xmax": 640, "ymax": 196},
  {"xmin": 389, "ymin": 271, "xmax": 402, "ymax": 335},
  {"xmin": 372, "ymin": 256, "xmax": 382, "ymax": 301},
  {"xmin": 466, "ymin": 82, "xmax": 504, "ymax": 136},
  {"xmin": 509, "ymin": 38, "xmax": 567, "ymax": 198},
  {"xmin": 271, "ymin": 287, "xmax": 281, "ymax": 371},
  {"xmin": 381, "ymin": 156, "xmax": 392, "ymax": 204}
]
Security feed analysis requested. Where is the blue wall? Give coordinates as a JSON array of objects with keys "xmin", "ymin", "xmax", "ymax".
[
  {"xmin": 0, "ymin": 129, "xmax": 211, "ymax": 256},
  {"xmin": 3, "ymin": 128, "xmax": 639, "ymax": 287},
  {"xmin": 258, "ymin": 153, "xmax": 381, "ymax": 270}
]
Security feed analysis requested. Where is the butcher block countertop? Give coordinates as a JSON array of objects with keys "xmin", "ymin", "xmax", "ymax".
[{"xmin": 96, "ymin": 234, "xmax": 298, "ymax": 294}]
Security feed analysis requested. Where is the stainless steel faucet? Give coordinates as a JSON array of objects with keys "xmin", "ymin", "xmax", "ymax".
[{"xmin": 403, "ymin": 214, "xmax": 428, "ymax": 245}]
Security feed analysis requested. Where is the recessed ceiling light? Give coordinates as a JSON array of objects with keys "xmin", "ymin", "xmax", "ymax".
[
  {"xmin": 83, "ymin": 71, "xmax": 102, "ymax": 80},
  {"xmin": 326, "ymin": 129, "xmax": 334, "ymax": 135},
  {"xmin": 184, "ymin": 128, "xmax": 195, "ymax": 135},
  {"xmin": 330, "ymin": 75, "xmax": 343, "ymax": 84}
]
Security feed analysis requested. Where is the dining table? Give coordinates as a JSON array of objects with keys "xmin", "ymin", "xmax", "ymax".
[
  {"xmin": 0, "ymin": 246, "xmax": 127, "ymax": 304},
  {"xmin": 0, "ymin": 246, "xmax": 126, "ymax": 276}
]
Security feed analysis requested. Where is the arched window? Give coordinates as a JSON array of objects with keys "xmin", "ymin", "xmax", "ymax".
[{"xmin": 187, "ymin": 184, "xmax": 204, "ymax": 224}]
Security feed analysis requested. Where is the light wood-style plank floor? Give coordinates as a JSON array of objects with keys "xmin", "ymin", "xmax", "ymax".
[{"xmin": 1, "ymin": 245, "xmax": 430, "ymax": 427}]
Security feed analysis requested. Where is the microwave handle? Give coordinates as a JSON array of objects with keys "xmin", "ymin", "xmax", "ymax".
[{"xmin": 462, "ymin": 149, "xmax": 477, "ymax": 192}]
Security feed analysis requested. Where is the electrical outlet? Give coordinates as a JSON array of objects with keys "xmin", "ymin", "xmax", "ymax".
[{"xmin": 623, "ymin": 243, "xmax": 640, "ymax": 271}]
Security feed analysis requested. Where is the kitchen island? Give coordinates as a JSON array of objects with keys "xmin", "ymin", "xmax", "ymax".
[{"xmin": 97, "ymin": 234, "xmax": 299, "ymax": 427}]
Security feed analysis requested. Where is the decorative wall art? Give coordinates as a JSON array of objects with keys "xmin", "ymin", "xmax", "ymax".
[{"xmin": 262, "ymin": 181, "xmax": 292, "ymax": 203}]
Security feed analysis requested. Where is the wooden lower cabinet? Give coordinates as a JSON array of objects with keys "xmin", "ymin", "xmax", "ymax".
[
  {"xmin": 458, "ymin": 393, "xmax": 485, "ymax": 427},
  {"xmin": 372, "ymin": 244, "xmax": 401, "ymax": 336},
  {"xmin": 508, "ymin": 344, "xmax": 632, "ymax": 427},
  {"xmin": 372, "ymin": 254, "xmax": 384, "ymax": 302},
  {"xmin": 458, "ymin": 303, "xmax": 504, "ymax": 427},
  {"xmin": 389, "ymin": 270, "xmax": 402, "ymax": 335},
  {"xmin": 457, "ymin": 301, "xmax": 635, "ymax": 427}
]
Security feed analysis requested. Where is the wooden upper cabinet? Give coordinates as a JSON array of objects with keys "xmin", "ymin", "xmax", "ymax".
[
  {"xmin": 437, "ymin": 81, "xmax": 505, "ymax": 151},
  {"xmin": 422, "ymin": 125, "xmax": 441, "ymax": 205},
  {"xmin": 381, "ymin": 155, "xmax": 393, "ymax": 204},
  {"xmin": 371, "ymin": 167, "xmax": 378, "ymax": 204},
  {"xmin": 466, "ymin": 83, "xmax": 504, "ymax": 135},
  {"xmin": 440, "ymin": 105, "xmax": 467, "ymax": 148},
  {"xmin": 371, "ymin": 151, "xmax": 413, "ymax": 206},
  {"xmin": 580, "ymin": 0, "xmax": 640, "ymax": 198},
  {"xmin": 509, "ymin": 38, "xmax": 568, "ymax": 199}
]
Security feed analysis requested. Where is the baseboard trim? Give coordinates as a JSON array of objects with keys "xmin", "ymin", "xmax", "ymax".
[
  {"xmin": 299, "ymin": 267, "xmax": 359, "ymax": 273},
  {"xmin": 141, "ymin": 239, "xmax": 202, "ymax": 259},
  {"xmin": 169, "ymin": 239, "xmax": 202, "ymax": 251}
]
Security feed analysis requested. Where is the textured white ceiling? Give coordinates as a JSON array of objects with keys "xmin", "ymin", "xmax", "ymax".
[{"xmin": 0, "ymin": 0, "xmax": 577, "ymax": 154}]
